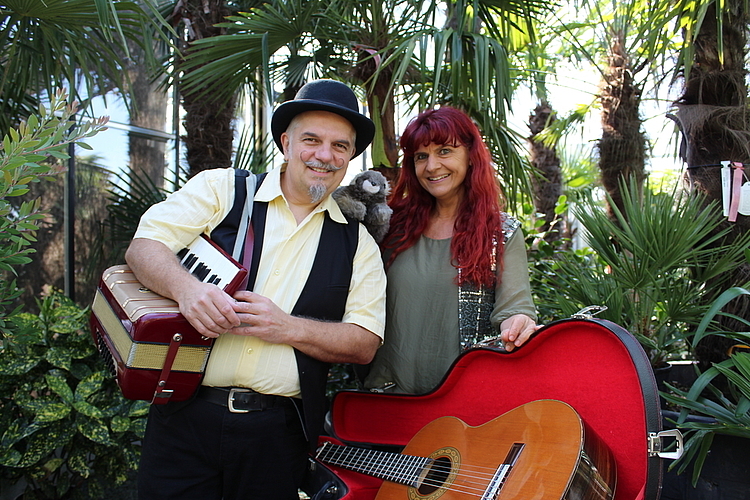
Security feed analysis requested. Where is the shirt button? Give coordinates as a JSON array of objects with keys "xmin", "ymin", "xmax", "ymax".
[
  {"xmin": 246, "ymin": 348, "xmax": 253, "ymax": 354},
  {"xmin": 274, "ymin": 270, "xmax": 280, "ymax": 276}
]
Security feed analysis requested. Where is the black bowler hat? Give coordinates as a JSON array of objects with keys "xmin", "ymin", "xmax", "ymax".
[{"xmin": 271, "ymin": 79, "xmax": 375, "ymax": 158}]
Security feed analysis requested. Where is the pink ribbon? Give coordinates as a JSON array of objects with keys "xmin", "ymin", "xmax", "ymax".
[
  {"xmin": 728, "ymin": 162, "xmax": 744, "ymax": 222},
  {"xmin": 354, "ymin": 44, "xmax": 381, "ymax": 68}
]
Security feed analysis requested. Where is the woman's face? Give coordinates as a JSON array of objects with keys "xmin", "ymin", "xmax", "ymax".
[{"xmin": 413, "ymin": 142, "xmax": 469, "ymax": 205}]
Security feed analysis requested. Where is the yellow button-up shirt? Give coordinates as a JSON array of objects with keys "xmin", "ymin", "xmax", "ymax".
[{"xmin": 134, "ymin": 166, "xmax": 386, "ymax": 397}]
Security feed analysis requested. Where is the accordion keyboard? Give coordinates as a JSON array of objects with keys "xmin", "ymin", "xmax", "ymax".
[{"xmin": 176, "ymin": 235, "xmax": 244, "ymax": 291}]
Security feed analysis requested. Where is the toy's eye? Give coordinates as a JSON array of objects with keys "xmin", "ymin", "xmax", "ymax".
[{"xmin": 362, "ymin": 180, "xmax": 379, "ymax": 194}]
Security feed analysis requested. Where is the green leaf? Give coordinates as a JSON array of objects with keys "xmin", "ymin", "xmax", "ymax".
[
  {"xmin": 68, "ymin": 362, "xmax": 93, "ymax": 380},
  {"xmin": 33, "ymin": 402, "xmax": 72, "ymax": 423},
  {"xmin": 0, "ymin": 448, "xmax": 23, "ymax": 467},
  {"xmin": 73, "ymin": 400, "xmax": 105, "ymax": 419},
  {"xmin": 110, "ymin": 416, "xmax": 130, "ymax": 433},
  {"xmin": 46, "ymin": 371, "xmax": 75, "ymax": 403},
  {"xmin": 67, "ymin": 448, "xmax": 92, "ymax": 478},
  {"xmin": 0, "ymin": 355, "xmax": 41, "ymax": 375},
  {"xmin": 130, "ymin": 416, "xmax": 148, "ymax": 437},
  {"xmin": 554, "ymin": 195, "xmax": 568, "ymax": 214},
  {"xmin": 0, "ymin": 419, "xmax": 46, "ymax": 448},
  {"xmin": 42, "ymin": 457, "xmax": 65, "ymax": 474},
  {"xmin": 46, "ymin": 348, "xmax": 73, "ymax": 371},
  {"xmin": 128, "ymin": 400, "xmax": 150, "ymax": 418},
  {"xmin": 15, "ymin": 432, "xmax": 58, "ymax": 468},
  {"xmin": 75, "ymin": 371, "xmax": 105, "ymax": 400},
  {"xmin": 76, "ymin": 418, "xmax": 112, "ymax": 445}
]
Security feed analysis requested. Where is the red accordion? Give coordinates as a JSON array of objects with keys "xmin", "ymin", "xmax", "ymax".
[{"xmin": 89, "ymin": 235, "xmax": 247, "ymax": 404}]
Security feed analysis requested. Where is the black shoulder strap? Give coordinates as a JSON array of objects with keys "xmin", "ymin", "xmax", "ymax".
[
  {"xmin": 246, "ymin": 200, "xmax": 268, "ymax": 291},
  {"xmin": 209, "ymin": 170, "xmax": 267, "ymax": 269}
]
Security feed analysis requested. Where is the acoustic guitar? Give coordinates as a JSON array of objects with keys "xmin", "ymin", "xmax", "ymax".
[{"xmin": 316, "ymin": 399, "xmax": 616, "ymax": 500}]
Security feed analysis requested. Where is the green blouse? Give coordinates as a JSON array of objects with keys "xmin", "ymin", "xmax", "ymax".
[{"xmin": 364, "ymin": 226, "xmax": 537, "ymax": 394}]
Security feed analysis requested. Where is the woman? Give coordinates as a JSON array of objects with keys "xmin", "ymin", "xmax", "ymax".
[{"xmin": 364, "ymin": 107, "xmax": 538, "ymax": 394}]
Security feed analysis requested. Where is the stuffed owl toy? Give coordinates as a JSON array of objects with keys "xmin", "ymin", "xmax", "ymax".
[{"xmin": 333, "ymin": 170, "xmax": 392, "ymax": 242}]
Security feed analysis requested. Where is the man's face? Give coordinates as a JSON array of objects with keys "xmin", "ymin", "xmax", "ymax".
[{"xmin": 280, "ymin": 110, "xmax": 356, "ymax": 206}]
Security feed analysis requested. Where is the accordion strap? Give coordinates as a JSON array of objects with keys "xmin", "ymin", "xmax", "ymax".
[
  {"xmin": 232, "ymin": 174, "xmax": 258, "ymax": 261},
  {"xmin": 151, "ymin": 333, "xmax": 185, "ymax": 404}
]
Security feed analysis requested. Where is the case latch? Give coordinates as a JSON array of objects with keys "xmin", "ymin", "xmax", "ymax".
[
  {"xmin": 648, "ymin": 429, "xmax": 684, "ymax": 459},
  {"xmin": 571, "ymin": 305, "xmax": 608, "ymax": 319}
]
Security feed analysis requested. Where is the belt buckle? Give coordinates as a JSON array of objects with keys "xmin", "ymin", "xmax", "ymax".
[{"xmin": 227, "ymin": 388, "xmax": 251, "ymax": 413}]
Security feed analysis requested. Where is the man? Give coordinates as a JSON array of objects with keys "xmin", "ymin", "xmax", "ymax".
[{"xmin": 125, "ymin": 80, "xmax": 386, "ymax": 500}]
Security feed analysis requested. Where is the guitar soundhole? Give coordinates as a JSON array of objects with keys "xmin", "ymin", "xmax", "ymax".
[{"xmin": 418, "ymin": 456, "xmax": 451, "ymax": 495}]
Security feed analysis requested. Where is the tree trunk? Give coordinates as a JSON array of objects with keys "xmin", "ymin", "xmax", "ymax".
[
  {"xmin": 127, "ymin": 38, "xmax": 169, "ymax": 189},
  {"xmin": 671, "ymin": 1, "xmax": 750, "ymax": 369},
  {"xmin": 528, "ymin": 102, "xmax": 563, "ymax": 242},
  {"xmin": 350, "ymin": 20, "xmax": 400, "ymax": 186},
  {"xmin": 598, "ymin": 30, "xmax": 647, "ymax": 217},
  {"xmin": 175, "ymin": 0, "xmax": 235, "ymax": 177},
  {"xmin": 364, "ymin": 70, "xmax": 400, "ymax": 187}
]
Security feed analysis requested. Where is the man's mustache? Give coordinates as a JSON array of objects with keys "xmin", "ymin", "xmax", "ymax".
[{"xmin": 305, "ymin": 160, "xmax": 344, "ymax": 172}]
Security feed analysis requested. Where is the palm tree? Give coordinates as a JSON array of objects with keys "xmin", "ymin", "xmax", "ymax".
[
  {"xmin": 127, "ymin": 34, "xmax": 170, "ymax": 188},
  {"xmin": 168, "ymin": 0, "xmax": 237, "ymax": 176},
  {"xmin": 0, "ymin": 0, "xmax": 169, "ymax": 132},
  {"xmin": 669, "ymin": 0, "xmax": 750, "ymax": 368},
  {"xmin": 539, "ymin": 0, "xmax": 684, "ymax": 217},
  {"xmin": 527, "ymin": 102, "xmax": 563, "ymax": 240},
  {"xmin": 176, "ymin": 0, "xmax": 549, "ymax": 200},
  {"xmin": 1, "ymin": 0, "xmax": 171, "ymax": 304}
]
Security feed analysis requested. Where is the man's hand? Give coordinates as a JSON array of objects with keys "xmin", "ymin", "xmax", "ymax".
[
  {"xmin": 230, "ymin": 290, "xmax": 292, "ymax": 343},
  {"xmin": 125, "ymin": 238, "xmax": 241, "ymax": 338},
  {"xmin": 230, "ymin": 290, "xmax": 380, "ymax": 364},
  {"xmin": 175, "ymin": 281, "xmax": 241, "ymax": 338}
]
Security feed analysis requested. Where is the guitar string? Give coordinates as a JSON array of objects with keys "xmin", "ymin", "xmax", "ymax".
[
  {"xmin": 319, "ymin": 446, "xmax": 511, "ymax": 497},
  {"xmin": 319, "ymin": 445, "xmax": 504, "ymax": 481},
  {"xmin": 384, "ymin": 461, "xmax": 507, "ymax": 497}
]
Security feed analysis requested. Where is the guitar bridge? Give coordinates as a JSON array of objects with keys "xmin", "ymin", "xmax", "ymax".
[{"xmin": 481, "ymin": 443, "xmax": 525, "ymax": 500}]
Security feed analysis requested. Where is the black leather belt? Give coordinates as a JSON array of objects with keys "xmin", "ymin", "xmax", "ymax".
[{"xmin": 196, "ymin": 386, "xmax": 294, "ymax": 413}]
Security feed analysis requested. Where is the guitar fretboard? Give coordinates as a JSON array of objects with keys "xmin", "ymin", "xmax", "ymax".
[{"xmin": 316, "ymin": 442, "xmax": 431, "ymax": 487}]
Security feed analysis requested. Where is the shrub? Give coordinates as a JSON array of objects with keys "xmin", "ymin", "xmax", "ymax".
[
  {"xmin": 1, "ymin": 90, "xmax": 146, "ymax": 499},
  {"xmin": 0, "ymin": 291, "xmax": 148, "ymax": 499}
]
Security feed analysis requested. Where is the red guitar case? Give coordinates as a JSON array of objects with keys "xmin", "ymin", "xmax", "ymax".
[{"xmin": 305, "ymin": 318, "xmax": 676, "ymax": 500}]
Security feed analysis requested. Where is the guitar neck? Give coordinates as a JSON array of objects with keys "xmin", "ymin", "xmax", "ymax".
[{"xmin": 316, "ymin": 442, "xmax": 429, "ymax": 487}]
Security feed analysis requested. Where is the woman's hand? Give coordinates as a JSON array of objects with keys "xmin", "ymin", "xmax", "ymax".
[{"xmin": 499, "ymin": 314, "xmax": 540, "ymax": 352}]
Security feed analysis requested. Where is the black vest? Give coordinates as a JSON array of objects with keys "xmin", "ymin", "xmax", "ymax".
[{"xmin": 210, "ymin": 170, "xmax": 359, "ymax": 445}]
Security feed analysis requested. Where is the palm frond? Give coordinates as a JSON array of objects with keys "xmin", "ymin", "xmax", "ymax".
[
  {"xmin": 0, "ymin": 0, "xmax": 172, "ymax": 131},
  {"xmin": 103, "ymin": 168, "xmax": 171, "ymax": 260}
]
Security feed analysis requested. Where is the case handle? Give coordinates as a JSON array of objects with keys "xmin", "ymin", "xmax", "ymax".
[
  {"xmin": 571, "ymin": 305, "xmax": 608, "ymax": 319},
  {"xmin": 648, "ymin": 429, "xmax": 684, "ymax": 459}
]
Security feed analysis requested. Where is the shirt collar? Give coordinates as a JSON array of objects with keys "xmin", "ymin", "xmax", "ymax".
[{"xmin": 254, "ymin": 165, "xmax": 348, "ymax": 224}]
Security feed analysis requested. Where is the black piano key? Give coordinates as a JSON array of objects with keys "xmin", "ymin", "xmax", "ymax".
[
  {"xmin": 177, "ymin": 247, "xmax": 189, "ymax": 260},
  {"xmin": 194, "ymin": 263, "xmax": 211, "ymax": 281},
  {"xmin": 190, "ymin": 261, "xmax": 202, "ymax": 276},
  {"xmin": 184, "ymin": 254, "xmax": 199, "ymax": 270},
  {"xmin": 207, "ymin": 274, "xmax": 219, "ymax": 285}
]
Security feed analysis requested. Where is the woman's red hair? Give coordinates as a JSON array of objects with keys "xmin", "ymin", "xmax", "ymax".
[{"xmin": 383, "ymin": 106, "xmax": 506, "ymax": 287}]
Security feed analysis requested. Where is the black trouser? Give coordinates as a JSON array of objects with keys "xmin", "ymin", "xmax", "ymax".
[{"xmin": 137, "ymin": 393, "xmax": 308, "ymax": 500}]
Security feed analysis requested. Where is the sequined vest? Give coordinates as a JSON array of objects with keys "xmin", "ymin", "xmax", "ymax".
[{"xmin": 457, "ymin": 214, "xmax": 520, "ymax": 350}]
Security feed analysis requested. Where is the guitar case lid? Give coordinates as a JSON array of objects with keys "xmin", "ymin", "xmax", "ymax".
[{"xmin": 325, "ymin": 318, "xmax": 665, "ymax": 500}]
